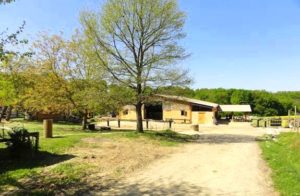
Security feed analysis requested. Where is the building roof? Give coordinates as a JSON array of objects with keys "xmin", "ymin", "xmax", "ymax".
[
  {"xmin": 219, "ymin": 105, "xmax": 252, "ymax": 112},
  {"xmin": 155, "ymin": 94, "xmax": 219, "ymax": 108}
]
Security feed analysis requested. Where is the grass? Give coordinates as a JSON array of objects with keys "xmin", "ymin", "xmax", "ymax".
[
  {"xmin": 260, "ymin": 132, "xmax": 300, "ymax": 195},
  {"xmin": 0, "ymin": 120, "xmax": 192, "ymax": 195}
]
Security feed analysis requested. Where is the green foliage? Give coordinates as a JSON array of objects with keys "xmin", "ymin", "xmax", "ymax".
[
  {"xmin": 252, "ymin": 91, "xmax": 284, "ymax": 116},
  {"xmin": 230, "ymin": 90, "xmax": 252, "ymax": 104},
  {"xmin": 192, "ymin": 88, "xmax": 297, "ymax": 117},
  {"xmin": 0, "ymin": 0, "xmax": 15, "ymax": 4},
  {"xmin": 157, "ymin": 86, "xmax": 195, "ymax": 98},
  {"xmin": 260, "ymin": 133, "xmax": 300, "ymax": 195},
  {"xmin": 194, "ymin": 88, "xmax": 232, "ymax": 104},
  {"xmin": 0, "ymin": 77, "xmax": 16, "ymax": 105}
]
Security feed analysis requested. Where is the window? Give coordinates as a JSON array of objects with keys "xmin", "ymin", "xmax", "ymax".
[
  {"xmin": 181, "ymin": 110, "xmax": 187, "ymax": 116},
  {"xmin": 123, "ymin": 109, "xmax": 129, "ymax": 115}
]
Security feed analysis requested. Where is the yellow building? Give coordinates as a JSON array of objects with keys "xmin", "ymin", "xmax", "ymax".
[{"xmin": 119, "ymin": 94, "xmax": 220, "ymax": 125}]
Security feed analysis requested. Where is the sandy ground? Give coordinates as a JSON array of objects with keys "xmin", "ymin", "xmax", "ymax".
[{"xmin": 100, "ymin": 126, "xmax": 278, "ymax": 196}]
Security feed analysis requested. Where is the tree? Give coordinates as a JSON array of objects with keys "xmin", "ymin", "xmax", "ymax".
[
  {"xmin": 157, "ymin": 86, "xmax": 195, "ymax": 98},
  {"xmin": 194, "ymin": 88, "xmax": 231, "ymax": 104},
  {"xmin": 230, "ymin": 90, "xmax": 252, "ymax": 104},
  {"xmin": 252, "ymin": 91, "xmax": 285, "ymax": 116},
  {"xmin": 81, "ymin": 0, "xmax": 191, "ymax": 132},
  {"xmin": 25, "ymin": 33, "xmax": 109, "ymax": 129},
  {"xmin": 0, "ymin": 0, "xmax": 15, "ymax": 5},
  {"xmin": 0, "ymin": 49, "xmax": 31, "ymax": 121}
]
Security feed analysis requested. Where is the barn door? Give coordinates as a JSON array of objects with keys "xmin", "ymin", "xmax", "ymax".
[{"xmin": 198, "ymin": 112, "xmax": 206, "ymax": 124}]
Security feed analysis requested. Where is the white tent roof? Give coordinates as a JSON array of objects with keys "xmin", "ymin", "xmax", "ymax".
[
  {"xmin": 155, "ymin": 94, "xmax": 219, "ymax": 108},
  {"xmin": 220, "ymin": 105, "xmax": 252, "ymax": 112}
]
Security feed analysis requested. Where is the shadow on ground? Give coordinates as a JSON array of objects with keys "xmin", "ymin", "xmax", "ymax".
[
  {"xmin": 193, "ymin": 134, "xmax": 257, "ymax": 144},
  {"xmin": 0, "ymin": 149, "xmax": 75, "ymax": 174},
  {"xmin": 99, "ymin": 180, "xmax": 205, "ymax": 196},
  {"xmin": 144, "ymin": 130, "xmax": 257, "ymax": 144}
]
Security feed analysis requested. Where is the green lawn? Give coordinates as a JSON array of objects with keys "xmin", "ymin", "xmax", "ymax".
[
  {"xmin": 260, "ymin": 132, "xmax": 300, "ymax": 195},
  {"xmin": 0, "ymin": 120, "xmax": 193, "ymax": 195}
]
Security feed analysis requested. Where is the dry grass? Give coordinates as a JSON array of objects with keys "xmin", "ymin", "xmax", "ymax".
[
  {"xmin": 70, "ymin": 137, "xmax": 175, "ymax": 183},
  {"xmin": 6, "ymin": 134, "xmax": 177, "ymax": 195}
]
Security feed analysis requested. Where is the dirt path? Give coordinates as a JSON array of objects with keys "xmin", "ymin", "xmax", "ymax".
[{"xmin": 101, "ymin": 131, "xmax": 277, "ymax": 196}]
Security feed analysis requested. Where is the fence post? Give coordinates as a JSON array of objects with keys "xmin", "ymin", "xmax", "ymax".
[
  {"xmin": 35, "ymin": 132, "xmax": 39, "ymax": 151},
  {"xmin": 107, "ymin": 119, "xmax": 110, "ymax": 127},
  {"xmin": 264, "ymin": 120, "xmax": 267, "ymax": 128},
  {"xmin": 44, "ymin": 119, "xmax": 53, "ymax": 138},
  {"xmin": 169, "ymin": 120, "xmax": 172, "ymax": 129},
  {"xmin": 146, "ymin": 120, "xmax": 149, "ymax": 129},
  {"xmin": 118, "ymin": 119, "xmax": 121, "ymax": 128}
]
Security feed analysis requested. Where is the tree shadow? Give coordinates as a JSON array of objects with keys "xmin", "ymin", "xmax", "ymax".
[
  {"xmin": 193, "ymin": 134, "xmax": 257, "ymax": 144},
  {"xmin": 0, "ymin": 148, "xmax": 75, "ymax": 174},
  {"xmin": 11, "ymin": 179, "xmax": 205, "ymax": 196},
  {"xmin": 142, "ymin": 130, "xmax": 257, "ymax": 144},
  {"xmin": 96, "ymin": 180, "xmax": 205, "ymax": 196},
  {"xmin": 51, "ymin": 135, "xmax": 66, "ymax": 138}
]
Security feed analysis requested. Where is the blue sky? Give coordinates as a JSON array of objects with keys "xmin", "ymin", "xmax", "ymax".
[{"xmin": 1, "ymin": 0, "xmax": 300, "ymax": 91}]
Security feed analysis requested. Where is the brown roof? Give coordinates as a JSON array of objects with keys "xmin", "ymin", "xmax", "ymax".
[{"xmin": 155, "ymin": 94, "xmax": 219, "ymax": 108}]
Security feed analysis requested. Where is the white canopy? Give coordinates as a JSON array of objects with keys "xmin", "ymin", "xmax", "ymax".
[{"xmin": 220, "ymin": 105, "xmax": 252, "ymax": 112}]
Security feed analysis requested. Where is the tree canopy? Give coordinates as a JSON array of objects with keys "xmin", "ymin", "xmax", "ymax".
[{"xmin": 81, "ymin": 0, "xmax": 191, "ymax": 132}]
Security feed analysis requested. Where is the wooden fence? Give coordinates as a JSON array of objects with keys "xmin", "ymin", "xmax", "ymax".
[
  {"xmin": 252, "ymin": 118, "xmax": 300, "ymax": 130},
  {"xmin": 95, "ymin": 119, "xmax": 197, "ymax": 131}
]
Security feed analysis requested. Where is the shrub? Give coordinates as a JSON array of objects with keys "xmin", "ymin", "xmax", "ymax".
[{"xmin": 5, "ymin": 127, "xmax": 33, "ymax": 156}]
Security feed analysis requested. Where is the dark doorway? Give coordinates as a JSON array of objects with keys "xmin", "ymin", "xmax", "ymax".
[{"xmin": 144, "ymin": 103, "xmax": 163, "ymax": 120}]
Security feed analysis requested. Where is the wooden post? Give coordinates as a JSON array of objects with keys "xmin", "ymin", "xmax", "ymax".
[
  {"xmin": 264, "ymin": 120, "xmax": 267, "ymax": 128},
  {"xmin": 107, "ymin": 119, "xmax": 110, "ymax": 127},
  {"xmin": 294, "ymin": 106, "xmax": 297, "ymax": 131},
  {"xmin": 44, "ymin": 119, "xmax": 53, "ymax": 138},
  {"xmin": 169, "ymin": 120, "xmax": 172, "ymax": 129},
  {"xmin": 288, "ymin": 110, "xmax": 290, "ymax": 126},
  {"xmin": 118, "ymin": 119, "xmax": 121, "ymax": 128},
  {"xmin": 36, "ymin": 132, "xmax": 39, "ymax": 151},
  {"xmin": 146, "ymin": 120, "xmax": 149, "ymax": 129}
]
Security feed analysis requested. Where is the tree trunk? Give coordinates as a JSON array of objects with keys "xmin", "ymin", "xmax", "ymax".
[
  {"xmin": 136, "ymin": 101, "xmax": 144, "ymax": 133},
  {"xmin": 0, "ymin": 106, "xmax": 8, "ymax": 122},
  {"xmin": 5, "ymin": 106, "xmax": 12, "ymax": 121},
  {"xmin": 82, "ymin": 111, "xmax": 88, "ymax": 130}
]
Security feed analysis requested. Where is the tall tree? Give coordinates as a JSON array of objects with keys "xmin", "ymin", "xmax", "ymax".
[
  {"xmin": 25, "ymin": 33, "xmax": 109, "ymax": 129},
  {"xmin": 81, "ymin": 0, "xmax": 191, "ymax": 132}
]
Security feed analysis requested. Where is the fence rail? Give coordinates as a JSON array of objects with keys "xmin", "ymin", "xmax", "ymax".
[
  {"xmin": 252, "ymin": 117, "xmax": 300, "ymax": 130},
  {"xmin": 94, "ymin": 118, "xmax": 197, "ymax": 131}
]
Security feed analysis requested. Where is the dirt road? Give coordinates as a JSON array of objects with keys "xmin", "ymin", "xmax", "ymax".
[{"xmin": 102, "ymin": 129, "xmax": 277, "ymax": 196}]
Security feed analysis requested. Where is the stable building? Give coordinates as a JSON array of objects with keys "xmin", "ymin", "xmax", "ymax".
[{"xmin": 119, "ymin": 94, "xmax": 252, "ymax": 125}]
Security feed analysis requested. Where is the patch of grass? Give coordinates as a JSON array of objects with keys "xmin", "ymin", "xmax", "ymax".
[
  {"xmin": 1, "ymin": 121, "xmax": 191, "ymax": 194},
  {"xmin": 39, "ymin": 133, "xmax": 94, "ymax": 154},
  {"xmin": 260, "ymin": 132, "xmax": 300, "ymax": 195},
  {"xmin": 0, "ymin": 120, "xmax": 90, "ymax": 193},
  {"xmin": 50, "ymin": 162, "xmax": 88, "ymax": 185},
  {"xmin": 2, "ymin": 119, "xmax": 83, "ymax": 137}
]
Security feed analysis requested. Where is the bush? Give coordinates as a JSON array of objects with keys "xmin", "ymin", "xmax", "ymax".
[{"xmin": 5, "ymin": 127, "xmax": 33, "ymax": 156}]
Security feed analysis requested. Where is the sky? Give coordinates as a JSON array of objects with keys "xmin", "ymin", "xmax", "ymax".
[{"xmin": 1, "ymin": 0, "xmax": 300, "ymax": 92}]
